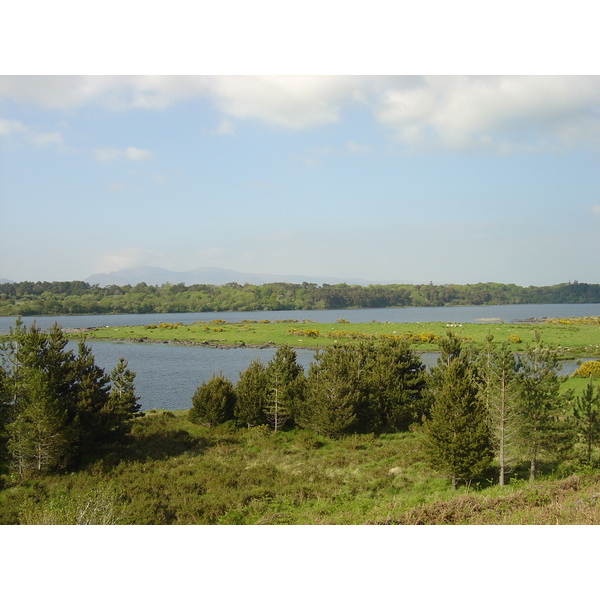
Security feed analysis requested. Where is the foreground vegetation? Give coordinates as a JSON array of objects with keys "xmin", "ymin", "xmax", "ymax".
[
  {"xmin": 1, "ymin": 279, "xmax": 600, "ymax": 315},
  {"xmin": 71, "ymin": 316, "xmax": 600, "ymax": 358},
  {"xmin": 2, "ymin": 412, "xmax": 600, "ymax": 524},
  {"xmin": 2, "ymin": 318, "xmax": 600, "ymax": 524}
]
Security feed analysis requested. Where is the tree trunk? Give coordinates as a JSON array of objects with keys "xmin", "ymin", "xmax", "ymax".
[{"xmin": 530, "ymin": 447, "xmax": 537, "ymax": 481}]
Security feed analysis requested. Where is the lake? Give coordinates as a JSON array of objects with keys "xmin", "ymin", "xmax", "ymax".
[{"xmin": 2, "ymin": 303, "xmax": 599, "ymax": 411}]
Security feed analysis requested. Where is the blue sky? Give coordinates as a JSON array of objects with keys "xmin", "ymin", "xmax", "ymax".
[{"xmin": 1, "ymin": 74, "xmax": 599, "ymax": 286}]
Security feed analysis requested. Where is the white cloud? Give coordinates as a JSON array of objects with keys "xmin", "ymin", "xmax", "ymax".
[
  {"xmin": 124, "ymin": 146, "xmax": 152, "ymax": 161},
  {"xmin": 0, "ymin": 117, "xmax": 27, "ymax": 135},
  {"xmin": 592, "ymin": 206, "xmax": 600, "ymax": 216},
  {"xmin": 94, "ymin": 146, "xmax": 153, "ymax": 162},
  {"xmin": 32, "ymin": 131, "xmax": 64, "ymax": 147},
  {"xmin": 213, "ymin": 118, "xmax": 235, "ymax": 135},
  {"xmin": 373, "ymin": 75, "xmax": 600, "ymax": 153},
  {"xmin": 3, "ymin": 76, "xmax": 600, "ymax": 152}
]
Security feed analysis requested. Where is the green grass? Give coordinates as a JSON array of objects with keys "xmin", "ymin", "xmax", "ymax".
[
  {"xmin": 69, "ymin": 317, "xmax": 600, "ymax": 357},
  {"xmin": 3, "ymin": 411, "xmax": 600, "ymax": 525}
]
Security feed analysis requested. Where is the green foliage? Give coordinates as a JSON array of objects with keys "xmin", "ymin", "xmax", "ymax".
[
  {"xmin": 104, "ymin": 358, "xmax": 142, "ymax": 440},
  {"xmin": 2, "ymin": 279, "xmax": 600, "ymax": 316},
  {"xmin": 0, "ymin": 319, "xmax": 141, "ymax": 476},
  {"xmin": 300, "ymin": 345, "xmax": 360, "ymax": 438},
  {"xmin": 425, "ymin": 334, "xmax": 493, "ymax": 489},
  {"xmin": 573, "ymin": 378, "xmax": 600, "ymax": 462},
  {"xmin": 474, "ymin": 334, "xmax": 521, "ymax": 485},
  {"xmin": 189, "ymin": 374, "xmax": 236, "ymax": 427},
  {"xmin": 3, "ymin": 412, "xmax": 600, "ymax": 524},
  {"xmin": 359, "ymin": 340, "xmax": 428, "ymax": 433},
  {"xmin": 264, "ymin": 345, "xmax": 305, "ymax": 431},
  {"xmin": 516, "ymin": 331, "xmax": 576, "ymax": 480},
  {"xmin": 234, "ymin": 360, "xmax": 268, "ymax": 428}
]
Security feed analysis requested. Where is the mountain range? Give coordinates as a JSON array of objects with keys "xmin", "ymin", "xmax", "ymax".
[{"xmin": 84, "ymin": 266, "xmax": 380, "ymax": 287}]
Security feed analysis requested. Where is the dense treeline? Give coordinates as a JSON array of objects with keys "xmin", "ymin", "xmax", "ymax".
[{"xmin": 1, "ymin": 279, "xmax": 600, "ymax": 316}]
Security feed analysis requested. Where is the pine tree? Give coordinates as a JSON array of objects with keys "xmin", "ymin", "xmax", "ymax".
[
  {"xmin": 300, "ymin": 345, "xmax": 359, "ymax": 438},
  {"xmin": 105, "ymin": 357, "xmax": 142, "ymax": 441},
  {"xmin": 72, "ymin": 340, "xmax": 112, "ymax": 456},
  {"xmin": 6, "ymin": 367, "xmax": 72, "ymax": 475},
  {"xmin": 264, "ymin": 345, "xmax": 304, "ymax": 430},
  {"xmin": 425, "ymin": 334, "xmax": 493, "ymax": 490},
  {"xmin": 573, "ymin": 377, "xmax": 600, "ymax": 463},
  {"xmin": 475, "ymin": 333, "xmax": 521, "ymax": 486},
  {"xmin": 234, "ymin": 359, "xmax": 268, "ymax": 428},
  {"xmin": 189, "ymin": 374, "xmax": 235, "ymax": 427},
  {"xmin": 516, "ymin": 331, "xmax": 574, "ymax": 481},
  {"xmin": 360, "ymin": 339, "xmax": 427, "ymax": 432}
]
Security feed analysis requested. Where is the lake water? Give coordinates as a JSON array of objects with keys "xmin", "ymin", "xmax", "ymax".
[{"xmin": 2, "ymin": 304, "xmax": 599, "ymax": 411}]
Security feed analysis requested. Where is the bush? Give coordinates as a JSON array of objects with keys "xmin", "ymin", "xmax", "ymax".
[
  {"xmin": 189, "ymin": 375, "xmax": 236, "ymax": 427},
  {"xmin": 571, "ymin": 361, "xmax": 600, "ymax": 378}
]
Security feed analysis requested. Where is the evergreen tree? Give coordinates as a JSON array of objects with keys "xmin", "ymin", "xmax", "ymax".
[
  {"xmin": 264, "ymin": 345, "xmax": 304, "ymax": 430},
  {"xmin": 189, "ymin": 374, "xmax": 235, "ymax": 427},
  {"xmin": 475, "ymin": 333, "xmax": 521, "ymax": 486},
  {"xmin": 359, "ymin": 339, "xmax": 427, "ymax": 432},
  {"xmin": 299, "ymin": 345, "xmax": 359, "ymax": 438},
  {"xmin": 105, "ymin": 357, "xmax": 142, "ymax": 440},
  {"xmin": 0, "ymin": 320, "xmax": 124, "ymax": 472},
  {"xmin": 234, "ymin": 359, "xmax": 268, "ymax": 428},
  {"xmin": 516, "ymin": 331, "xmax": 574, "ymax": 481},
  {"xmin": 425, "ymin": 334, "xmax": 493, "ymax": 490},
  {"xmin": 72, "ymin": 340, "xmax": 112, "ymax": 456},
  {"xmin": 6, "ymin": 367, "xmax": 73, "ymax": 475},
  {"xmin": 573, "ymin": 377, "xmax": 600, "ymax": 463}
]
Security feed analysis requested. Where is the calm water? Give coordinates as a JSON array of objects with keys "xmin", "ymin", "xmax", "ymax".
[
  {"xmin": 2, "ymin": 304, "xmax": 599, "ymax": 411},
  {"xmin": 2, "ymin": 303, "xmax": 600, "ymax": 332}
]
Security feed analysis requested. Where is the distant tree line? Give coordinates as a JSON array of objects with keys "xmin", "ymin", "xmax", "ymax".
[{"xmin": 0, "ymin": 280, "xmax": 599, "ymax": 316}]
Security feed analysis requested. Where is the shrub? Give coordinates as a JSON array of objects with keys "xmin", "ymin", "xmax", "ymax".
[
  {"xmin": 189, "ymin": 375, "xmax": 236, "ymax": 427},
  {"xmin": 571, "ymin": 361, "xmax": 600, "ymax": 378}
]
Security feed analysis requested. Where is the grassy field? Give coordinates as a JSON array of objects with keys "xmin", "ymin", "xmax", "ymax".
[
  {"xmin": 70, "ymin": 316, "xmax": 600, "ymax": 358},
  {"xmin": 2, "ymin": 411, "xmax": 600, "ymax": 525}
]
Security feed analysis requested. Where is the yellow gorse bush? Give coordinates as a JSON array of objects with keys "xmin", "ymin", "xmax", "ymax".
[{"xmin": 571, "ymin": 360, "xmax": 600, "ymax": 378}]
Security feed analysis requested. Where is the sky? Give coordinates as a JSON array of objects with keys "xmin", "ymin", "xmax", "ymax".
[{"xmin": 1, "ymin": 9, "xmax": 599, "ymax": 288}]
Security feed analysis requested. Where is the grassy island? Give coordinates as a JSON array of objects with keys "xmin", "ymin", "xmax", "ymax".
[{"xmin": 67, "ymin": 316, "xmax": 600, "ymax": 358}]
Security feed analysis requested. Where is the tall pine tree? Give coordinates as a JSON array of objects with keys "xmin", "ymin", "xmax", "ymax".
[
  {"xmin": 425, "ymin": 332, "xmax": 493, "ymax": 490},
  {"xmin": 475, "ymin": 333, "xmax": 521, "ymax": 486},
  {"xmin": 516, "ymin": 331, "xmax": 574, "ymax": 481}
]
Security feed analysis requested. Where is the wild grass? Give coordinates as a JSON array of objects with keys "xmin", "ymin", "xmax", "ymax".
[{"xmin": 2, "ymin": 411, "xmax": 600, "ymax": 525}]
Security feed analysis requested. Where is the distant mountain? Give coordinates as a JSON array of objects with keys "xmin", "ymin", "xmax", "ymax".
[
  {"xmin": 0, "ymin": 278, "xmax": 15, "ymax": 284},
  {"xmin": 85, "ymin": 266, "xmax": 378, "ymax": 287}
]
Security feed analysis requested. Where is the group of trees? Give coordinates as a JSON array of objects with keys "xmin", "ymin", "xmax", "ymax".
[
  {"xmin": 2, "ymin": 280, "xmax": 600, "ymax": 316},
  {"xmin": 0, "ymin": 319, "xmax": 141, "ymax": 476},
  {"xmin": 189, "ymin": 341, "xmax": 428, "ymax": 439},
  {"xmin": 190, "ymin": 334, "xmax": 600, "ymax": 489},
  {"xmin": 3, "ymin": 314, "xmax": 600, "ymax": 491}
]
